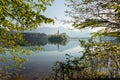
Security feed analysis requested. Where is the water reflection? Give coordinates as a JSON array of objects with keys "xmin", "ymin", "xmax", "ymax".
[
  {"xmin": 0, "ymin": 39, "xmax": 83, "ymax": 80},
  {"xmin": 49, "ymin": 39, "xmax": 120, "ymax": 80},
  {"xmin": 1, "ymin": 38, "xmax": 120, "ymax": 80},
  {"xmin": 0, "ymin": 47, "xmax": 29, "ymax": 80}
]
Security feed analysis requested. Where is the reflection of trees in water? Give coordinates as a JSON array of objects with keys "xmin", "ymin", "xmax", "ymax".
[
  {"xmin": 0, "ymin": 46, "xmax": 42, "ymax": 80},
  {"xmin": 48, "ymin": 39, "xmax": 120, "ymax": 80}
]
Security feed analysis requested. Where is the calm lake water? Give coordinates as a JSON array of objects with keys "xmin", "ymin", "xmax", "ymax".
[{"xmin": 0, "ymin": 38, "xmax": 88, "ymax": 80}]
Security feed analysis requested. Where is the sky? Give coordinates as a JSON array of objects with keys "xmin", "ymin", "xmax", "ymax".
[
  {"xmin": 33, "ymin": 0, "xmax": 99, "ymax": 37},
  {"xmin": 44, "ymin": 0, "xmax": 66, "ymax": 19},
  {"xmin": 43, "ymin": 0, "xmax": 67, "ymax": 27}
]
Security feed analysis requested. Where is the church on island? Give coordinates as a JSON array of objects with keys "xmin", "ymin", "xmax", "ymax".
[{"xmin": 55, "ymin": 30, "xmax": 59, "ymax": 36}]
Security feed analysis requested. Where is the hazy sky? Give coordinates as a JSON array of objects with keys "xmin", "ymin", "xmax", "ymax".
[
  {"xmin": 44, "ymin": 0, "xmax": 66, "ymax": 19},
  {"xmin": 43, "ymin": 0, "xmax": 67, "ymax": 27},
  {"xmin": 35, "ymin": 0, "xmax": 98, "ymax": 37}
]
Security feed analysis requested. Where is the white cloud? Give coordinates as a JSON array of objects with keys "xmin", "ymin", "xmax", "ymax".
[{"xmin": 91, "ymin": 27, "xmax": 105, "ymax": 32}]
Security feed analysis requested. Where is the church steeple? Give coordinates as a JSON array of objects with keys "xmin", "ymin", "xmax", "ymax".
[
  {"xmin": 57, "ymin": 29, "xmax": 59, "ymax": 34},
  {"xmin": 55, "ymin": 29, "xmax": 59, "ymax": 36}
]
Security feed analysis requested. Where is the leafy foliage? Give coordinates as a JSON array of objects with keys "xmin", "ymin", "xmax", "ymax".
[
  {"xmin": 65, "ymin": 0, "xmax": 120, "ymax": 36},
  {"xmin": 0, "ymin": 0, "xmax": 54, "ymax": 31},
  {"xmin": 46, "ymin": 0, "xmax": 120, "ymax": 80},
  {"xmin": 48, "ymin": 39, "xmax": 120, "ymax": 80},
  {"xmin": 0, "ymin": 0, "xmax": 54, "ymax": 79},
  {"xmin": 0, "ymin": 0, "xmax": 54, "ymax": 48}
]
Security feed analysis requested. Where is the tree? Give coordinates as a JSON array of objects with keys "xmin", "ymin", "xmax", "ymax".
[
  {"xmin": 0, "ymin": 0, "xmax": 54, "ymax": 48},
  {"xmin": 0, "ymin": 0, "xmax": 54, "ymax": 79},
  {"xmin": 50, "ymin": 40, "xmax": 120, "ymax": 80},
  {"xmin": 47, "ymin": 0, "xmax": 120, "ymax": 79},
  {"xmin": 65, "ymin": 0, "xmax": 120, "ymax": 36}
]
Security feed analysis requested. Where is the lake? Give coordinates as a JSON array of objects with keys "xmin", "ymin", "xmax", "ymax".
[{"xmin": 0, "ymin": 38, "xmax": 87, "ymax": 80}]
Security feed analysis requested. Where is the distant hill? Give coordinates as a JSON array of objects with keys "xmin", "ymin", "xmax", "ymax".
[
  {"xmin": 22, "ymin": 33, "xmax": 48, "ymax": 46},
  {"xmin": 25, "ymin": 26, "xmax": 91, "ymax": 38}
]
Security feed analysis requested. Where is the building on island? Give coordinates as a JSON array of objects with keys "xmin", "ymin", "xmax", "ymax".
[{"xmin": 55, "ymin": 30, "xmax": 59, "ymax": 36}]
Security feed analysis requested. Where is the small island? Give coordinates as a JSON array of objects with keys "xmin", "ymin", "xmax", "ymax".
[{"xmin": 48, "ymin": 30, "xmax": 69, "ymax": 45}]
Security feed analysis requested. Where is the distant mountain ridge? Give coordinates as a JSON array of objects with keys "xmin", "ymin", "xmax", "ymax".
[
  {"xmin": 25, "ymin": 26, "xmax": 91, "ymax": 38},
  {"xmin": 22, "ymin": 33, "xmax": 48, "ymax": 46}
]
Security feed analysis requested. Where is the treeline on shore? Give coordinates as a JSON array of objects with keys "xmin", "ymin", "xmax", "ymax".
[{"xmin": 21, "ymin": 32, "xmax": 69, "ymax": 46}]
